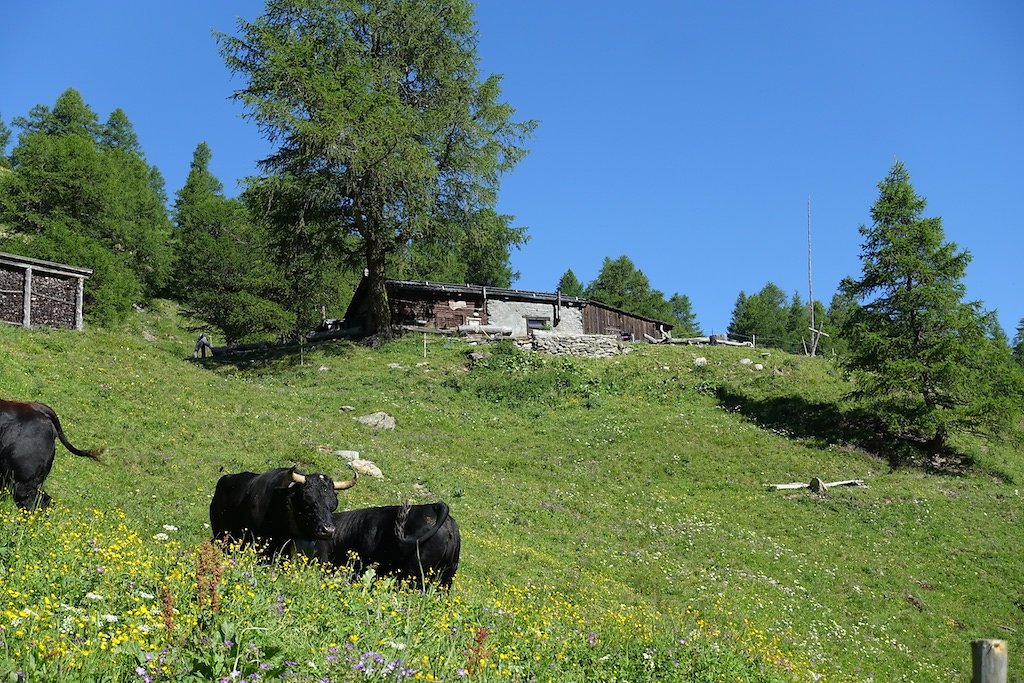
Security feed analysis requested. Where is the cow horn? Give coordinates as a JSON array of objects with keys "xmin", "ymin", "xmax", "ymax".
[
  {"xmin": 333, "ymin": 471, "xmax": 358, "ymax": 490},
  {"xmin": 291, "ymin": 471, "xmax": 306, "ymax": 485}
]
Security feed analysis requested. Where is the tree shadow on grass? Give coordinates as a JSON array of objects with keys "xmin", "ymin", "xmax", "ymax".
[
  {"xmin": 714, "ymin": 386, "xmax": 1016, "ymax": 483},
  {"xmin": 189, "ymin": 338, "xmax": 362, "ymax": 372}
]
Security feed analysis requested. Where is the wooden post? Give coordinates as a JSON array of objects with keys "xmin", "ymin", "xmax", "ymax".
[
  {"xmin": 75, "ymin": 276, "xmax": 85, "ymax": 330},
  {"xmin": 22, "ymin": 266, "xmax": 32, "ymax": 327},
  {"xmin": 972, "ymin": 639, "xmax": 1007, "ymax": 683}
]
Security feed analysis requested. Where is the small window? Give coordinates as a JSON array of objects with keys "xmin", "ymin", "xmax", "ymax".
[{"xmin": 526, "ymin": 317, "xmax": 548, "ymax": 330}]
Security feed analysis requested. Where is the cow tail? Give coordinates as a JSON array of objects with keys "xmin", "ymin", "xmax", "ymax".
[{"xmin": 40, "ymin": 404, "xmax": 104, "ymax": 460}]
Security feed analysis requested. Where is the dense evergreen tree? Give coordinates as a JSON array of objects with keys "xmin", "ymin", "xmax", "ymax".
[
  {"xmin": 218, "ymin": 0, "xmax": 534, "ymax": 339},
  {"xmin": 669, "ymin": 293, "xmax": 701, "ymax": 337},
  {"xmin": 728, "ymin": 282, "xmax": 788, "ymax": 347},
  {"xmin": 0, "ymin": 89, "xmax": 172, "ymax": 323},
  {"xmin": 838, "ymin": 161, "xmax": 1014, "ymax": 461},
  {"xmin": 585, "ymin": 256, "xmax": 672, "ymax": 321},
  {"xmin": 173, "ymin": 143, "xmax": 294, "ymax": 344},
  {"xmin": 557, "ymin": 269, "xmax": 584, "ymax": 298}
]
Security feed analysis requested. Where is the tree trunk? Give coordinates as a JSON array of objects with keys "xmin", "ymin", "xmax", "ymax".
[
  {"xmin": 365, "ymin": 238, "xmax": 393, "ymax": 340},
  {"xmin": 926, "ymin": 428, "xmax": 947, "ymax": 461}
]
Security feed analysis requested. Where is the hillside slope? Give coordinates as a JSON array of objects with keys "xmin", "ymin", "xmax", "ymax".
[{"xmin": 1, "ymin": 302, "xmax": 1021, "ymax": 681}]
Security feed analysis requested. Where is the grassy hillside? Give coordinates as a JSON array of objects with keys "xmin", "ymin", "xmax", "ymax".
[{"xmin": 1, "ymin": 301, "xmax": 1022, "ymax": 681}]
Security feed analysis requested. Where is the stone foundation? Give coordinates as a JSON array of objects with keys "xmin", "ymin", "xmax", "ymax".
[{"xmin": 514, "ymin": 330, "xmax": 631, "ymax": 358}]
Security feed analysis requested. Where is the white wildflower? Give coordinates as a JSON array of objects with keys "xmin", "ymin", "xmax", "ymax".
[
  {"xmin": 153, "ymin": 533, "xmax": 169, "ymax": 541},
  {"xmin": 162, "ymin": 524, "xmax": 178, "ymax": 532},
  {"xmin": 139, "ymin": 591, "xmax": 155, "ymax": 600},
  {"xmin": 85, "ymin": 592, "xmax": 104, "ymax": 601},
  {"xmin": 102, "ymin": 614, "xmax": 118, "ymax": 623}
]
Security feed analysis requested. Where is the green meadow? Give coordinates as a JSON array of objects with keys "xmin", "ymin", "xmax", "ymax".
[{"xmin": 1, "ymin": 301, "xmax": 1021, "ymax": 682}]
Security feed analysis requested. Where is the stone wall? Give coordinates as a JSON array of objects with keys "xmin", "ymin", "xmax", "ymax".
[
  {"xmin": 516, "ymin": 330, "xmax": 630, "ymax": 358},
  {"xmin": 487, "ymin": 299, "xmax": 584, "ymax": 337}
]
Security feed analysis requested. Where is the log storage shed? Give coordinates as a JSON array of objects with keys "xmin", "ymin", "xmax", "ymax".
[
  {"xmin": 0, "ymin": 251, "xmax": 91, "ymax": 331},
  {"xmin": 343, "ymin": 277, "xmax": 674, "ymax": 340}
]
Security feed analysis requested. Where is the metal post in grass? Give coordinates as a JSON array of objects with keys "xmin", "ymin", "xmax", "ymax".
[{"xmin": 972, "ymin": 639, "xmax": 1007, "ymax": 683}]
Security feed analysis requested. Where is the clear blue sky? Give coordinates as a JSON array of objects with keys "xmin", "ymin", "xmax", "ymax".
[{"xmin": 3, "ymin": 2, "xmax": 1022, "ymax": 335}]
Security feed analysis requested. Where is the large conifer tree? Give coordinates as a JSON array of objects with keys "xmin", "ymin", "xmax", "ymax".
[
  {"xmin": 218, "ymin": 0, "xmax": 534, "ymax": 338},
  {"xmin": 839, "ymin": 161, "xmax": 1012, "ymax": 461}
]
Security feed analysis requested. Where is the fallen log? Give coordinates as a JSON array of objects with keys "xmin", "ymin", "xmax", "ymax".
[{"xmin": 769, "ymin": 478, "xmax": 865, "ymax": 491}]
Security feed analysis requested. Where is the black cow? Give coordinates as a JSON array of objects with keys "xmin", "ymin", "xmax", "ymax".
[
  {"xmin": 0, "ymin": 399, "xmax": 103, "ymax": 509},
  {"xmin": 314, "ymin": 501, "xmax": 461, "ymax": 590},
  {"xmin": 210, "ymin": 466, "xmax": 357, "ymax": 560}
]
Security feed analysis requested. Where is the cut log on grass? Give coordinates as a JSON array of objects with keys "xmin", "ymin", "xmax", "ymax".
[{"xmin": 769, "ymin": 478, "xmax": 865, "ymax": 491}]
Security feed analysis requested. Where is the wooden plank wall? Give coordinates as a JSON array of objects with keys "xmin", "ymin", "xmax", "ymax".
[
  {"xmin": 582, "ymin": 304, "xmax": 661, "ymax": 340},
  {"xmin": 391, "ymin": 292, "xmax": 487, "ymax": 329}
]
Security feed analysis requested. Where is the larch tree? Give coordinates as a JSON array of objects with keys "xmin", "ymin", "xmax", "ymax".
[
  {"xmin": 839, "ymin": 161, "xmax": 1013, "ymax": 462},
  {"xmin": 218, "ymin": 0, "xmax": 534, "ymax": 339},
  {"xmin": 557, "ymin": 269, "xmax": 584, "ymax": 298}
]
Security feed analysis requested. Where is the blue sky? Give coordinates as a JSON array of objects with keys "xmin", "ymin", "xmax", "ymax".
[{"xmin": 3, "ymin": 1, "xmax": 1022, "ymax": 335}]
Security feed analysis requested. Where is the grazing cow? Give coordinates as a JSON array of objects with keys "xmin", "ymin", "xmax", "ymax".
[
  {"xmin": 0, "ymin": 399, "xmax": 103, "ymax": 509},
  {"xmin": 314, "ymin": 501, "xmax": 461, "ymax": 590},
  {"xmin": 210, "ymin": 467, "xmax": 357, "ymax": 560}
]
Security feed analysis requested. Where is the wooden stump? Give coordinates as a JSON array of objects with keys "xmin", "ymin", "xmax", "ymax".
[{"xmin": 972, "ymin": 639, "xmax": 1008, "ymax": 683}]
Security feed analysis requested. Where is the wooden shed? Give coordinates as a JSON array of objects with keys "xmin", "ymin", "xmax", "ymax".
[
  {"xmin": 0, "ymin": 251, "xmax": 92, "ymax": 331},
  {"xmin": 342, "ymin": 277, "xmax": 674, "ymax": 340}
]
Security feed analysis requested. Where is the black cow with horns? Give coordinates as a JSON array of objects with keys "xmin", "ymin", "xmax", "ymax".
[
  {"xmin": 210, "ymin": 466, "xmax": 357, "ymax": 560},
  {"xmin": 313, "ymin": 501, "xmax": 461, "ymax": 590},
  {"xmin": 1, "ymin": 398, "xmax": 104, "ymax": 509}
]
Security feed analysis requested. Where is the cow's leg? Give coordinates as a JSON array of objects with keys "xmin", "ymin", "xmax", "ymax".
[{"xmin": 12, "ymin": 480, "xmax": 48, "ymax": 509}]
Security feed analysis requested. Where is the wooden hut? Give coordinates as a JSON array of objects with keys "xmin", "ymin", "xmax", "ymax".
[
  {"xmin": 342, "ymin": 277, "xmax": 674, "ymax": 340},
  {"xmin": 0, "ymin": 252, "xmax": 92, "ymax": 330}
]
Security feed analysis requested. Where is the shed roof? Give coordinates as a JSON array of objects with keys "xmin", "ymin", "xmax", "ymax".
[{"xmin": 0, "ymin": 251, "xmax": 93, "ymax": 278}]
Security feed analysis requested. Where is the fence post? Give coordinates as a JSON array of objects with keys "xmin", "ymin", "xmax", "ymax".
[{"xmin": 972, "ymin": 639, "xmax": 1007, "ymax": 683}]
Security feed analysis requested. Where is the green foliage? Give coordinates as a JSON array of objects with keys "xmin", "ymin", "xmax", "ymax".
[
  {"xmin": 729, "ymin": 284, "xmax": 829, "ymax": 353},
  {"xmin": 398, "ymin": 208, "xmax": 528, "ymax": 288},
  {"xmin": 172, "ymin": 143, "xmax": 294, "ymax": 344},
  {"xmin": 838, "ymin": 161, "xmax": 1017, "ymax": 460},
  {"xmin": 668, "ymin": 292, "xmax": 702, "ymax": 336},
  {"xmin": 218, "ymin": 0, "xmax": 535, "ymax": 338},
  {"xmin": 0, "ymin": 113, "xmax": 11, "ymax": 168},
  {"xmin": 0, "ymin": 89, "xmax": 172, "ymax": 323},
  {"xmin": 557, "ymin": 268, "xmax": 585, "ymax": 297},
  {"xmin": 584, "ymin": 254, "xmax": 675, "ymax": 322}
]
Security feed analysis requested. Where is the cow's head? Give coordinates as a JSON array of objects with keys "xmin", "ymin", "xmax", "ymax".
[{"xmin": 285, "ymin": 469, "xmax": 357, "ymax": 540}]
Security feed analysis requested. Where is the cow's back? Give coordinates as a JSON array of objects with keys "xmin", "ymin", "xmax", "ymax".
[{"xmin": 210, "ymin": 471, "xmax": 260, "ymax": 540}]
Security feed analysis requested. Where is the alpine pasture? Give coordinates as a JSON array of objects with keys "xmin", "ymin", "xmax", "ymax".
[{"xmin": 1, "ymin": 302, "xmax": 1021, "ymax": 681}]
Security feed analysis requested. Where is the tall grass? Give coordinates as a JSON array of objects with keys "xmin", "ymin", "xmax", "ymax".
[{"xmin": 1, "ymin": 302, "xmax": 1022, "ymax": 681}]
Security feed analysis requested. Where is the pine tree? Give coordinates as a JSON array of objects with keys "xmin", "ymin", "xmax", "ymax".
[
  {"xmin": 839, "ymin": 161, "xmax": 1014, "ymax": 461},
  {"xmin": 557, "ymin": 269, "xmax": 584, "ymax": 297}
]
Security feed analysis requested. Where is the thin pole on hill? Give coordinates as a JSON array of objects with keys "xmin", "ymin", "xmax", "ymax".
[{"xmin": 807, "ymin": 195, "xmax": 818, "ymax": 357}]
